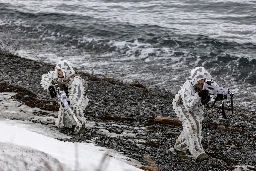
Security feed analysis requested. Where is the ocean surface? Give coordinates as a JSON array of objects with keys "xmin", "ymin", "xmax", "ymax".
[{"xmin": 0, "ymin": 0, "xmax": 256, "ymax": 110}]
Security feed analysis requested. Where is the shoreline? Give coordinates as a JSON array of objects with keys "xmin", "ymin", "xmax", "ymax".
[
  {"xmin": 1, "ymin": 53, "xmax": 255, "ymax": 171},
  {"xmin": 0, "ymin": 53, "xmax": 173, "ymax": 100}
]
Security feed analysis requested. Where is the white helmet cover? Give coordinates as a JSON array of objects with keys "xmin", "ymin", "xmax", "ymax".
[
  {"xmin": 55, "ymin": 60, "xmax": 75, "ymax": 80},
  {"xmin": 190, "ymin": 67, "xmax": 212, "ymax": 86}
]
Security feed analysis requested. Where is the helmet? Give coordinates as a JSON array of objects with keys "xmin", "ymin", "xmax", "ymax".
[
  {"xmin": 190, "ymin": 67, "xmax": 212, "ymax": 85},
  {"xmin": 55, "ymin": 60, "xmax": 75, "ymax": 80}
]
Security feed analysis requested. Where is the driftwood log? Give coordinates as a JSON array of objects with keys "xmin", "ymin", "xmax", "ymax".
[{"xmin": 154, "ymin": 116, "xmax": 243, "ymax": 132}]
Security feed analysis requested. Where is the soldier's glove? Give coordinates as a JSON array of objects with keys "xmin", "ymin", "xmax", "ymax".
[
  {"xmin": 59, "ymin": 91, "xmax": 68, "ymax": 107},
  {"xmin": 199, "ymin": 90, "xmax": 210, "ymax": 105},
  {"xmin": 48, "ymin": 85, "xmax": 57, "ymax": 98}
]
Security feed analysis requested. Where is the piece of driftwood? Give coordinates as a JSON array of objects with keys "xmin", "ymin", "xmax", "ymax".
[
  {"xmin": 140, "ymin": 165, "xmax": 157, "ymax": 171},
  {"xmin": 154, "ymin": 116, "xmax": 243, "ymax": 132},
  {"xmin": 154, "ymin": 116, "xmax": 182, "ymax": 126}
]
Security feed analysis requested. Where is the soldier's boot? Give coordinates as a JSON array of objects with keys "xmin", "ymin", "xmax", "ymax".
[
  {"xmin": 174, "ymin": 149, "xmax": 187, "ymax": 159},
  {"xmin": 196, "ymin": 153, "xmax": 209, "ymax": 162},
  {"xmin": 74, "ymin": 123, "xmax": 86, "ymax": 135}
]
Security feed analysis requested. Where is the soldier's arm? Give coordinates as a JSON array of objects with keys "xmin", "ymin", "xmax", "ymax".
[
  {"xmin": 181, "ymin": 82, "xmax": 201, "ymax": 110},
  {"xmin": 40, "ymin": 71, "xmax": 57, "ymax": 90},
  {"xmin": 68, "ymin": 76, "xmax": 85, "ymax": 106}
]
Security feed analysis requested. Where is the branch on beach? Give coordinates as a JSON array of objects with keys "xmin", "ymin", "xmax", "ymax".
[
  {"xmin": 130, "ymin": 81, "xmax": 149, "ymax": 93},
  {"xmin": 140, "ymin": 154, "xmax": 161, "ymax": 171},
  {"xmin": 154, "ymin": 116, "xmax": 182, "ymax": 126},
  {"xmin": 154, "ymin": 116, "xmax": 243, "ymax": 132}
]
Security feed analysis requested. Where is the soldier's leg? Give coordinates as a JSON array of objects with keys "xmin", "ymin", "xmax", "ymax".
[
  {"xmin": 174, "ymin": 107, "xmax": 189, "ymax": 158},
  {"xmin": 174, "ymin": 121, "xmax": 189, "ymax": 152},
  {"xmin": 72, "ymin": 109, "xmax": 86, "ymax": 134},
  {"xmin": 187, "ymin": 111, "xmax": 208, "ymax": 161},
  {"xmin": 55, "ymin": 108, "xmax": 65, "ymax": 128}
]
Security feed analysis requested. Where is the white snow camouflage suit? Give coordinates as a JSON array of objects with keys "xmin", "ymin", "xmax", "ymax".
[
  {"xmin": 172, "ymin": 67, "xmax": 217, "ymax": 159},
  {"xmin": 41, "ymin": 60, "xmax": 89, "ymax": 129}
]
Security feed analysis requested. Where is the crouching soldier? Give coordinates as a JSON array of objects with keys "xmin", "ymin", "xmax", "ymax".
[
  {"xmin": 172, "ymin": 67, "xmax": 218, "ymax": 162},
  {"xmin": 41, "ymin": 60, "xmax": 89, "ymax": 134}
]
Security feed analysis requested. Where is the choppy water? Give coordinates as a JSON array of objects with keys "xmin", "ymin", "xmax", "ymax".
[{"xmin": 0, "ymin": 0, "xmax": 256, "ymax": 110}]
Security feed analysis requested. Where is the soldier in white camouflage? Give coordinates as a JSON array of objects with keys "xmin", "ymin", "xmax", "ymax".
[
  {"xmin": 172, "ymin": 67, "xmax": 219, "ymax": 162},
  {"xmin": 41, "ymin": 60, "xmax": 89, "ymax": 133}
]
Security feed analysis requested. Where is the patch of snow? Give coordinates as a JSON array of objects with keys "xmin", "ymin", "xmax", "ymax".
[{"xmin": 0, "ymin": 92, "xmax": 142, "ymax": 171}]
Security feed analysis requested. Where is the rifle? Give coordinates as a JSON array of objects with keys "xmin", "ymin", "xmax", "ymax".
[
  {"xmin": 48, "ymin": 82, "xmax": 82, "ymax": 129},
  {"xmin": 199, "ymin": 80, "xmax": 234, "ymax": 119}
]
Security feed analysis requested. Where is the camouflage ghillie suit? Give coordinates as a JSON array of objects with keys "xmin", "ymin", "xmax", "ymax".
[
  {"xmin": 172, "ymin": 67, "xmax": 218, "ymax": 161},
  {"xmin": 41, "ymin": 60, "xmax": 89, "ymax": 131}
]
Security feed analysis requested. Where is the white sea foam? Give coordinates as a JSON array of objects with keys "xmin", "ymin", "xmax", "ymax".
[
  {"xmin": 1, "ymin": 0, "xmax": 255, "ymax": 44},
  {"xmin": 0, "ymin": 0, "xmax": 255, "ymax": 110}
]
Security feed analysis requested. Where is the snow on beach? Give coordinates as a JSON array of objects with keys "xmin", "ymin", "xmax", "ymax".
[
  {"xmin": 0, "ymin": 92, "xmax": 142, "ymax": 171},
  {"xmin": 0, "ymin": 73, "xmax": 255, "ymax": 171}
]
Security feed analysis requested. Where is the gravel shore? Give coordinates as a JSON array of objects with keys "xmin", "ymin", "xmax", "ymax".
[{"xmin": 0, "ymin": 53, "xmax": 255, "ymax": 171}]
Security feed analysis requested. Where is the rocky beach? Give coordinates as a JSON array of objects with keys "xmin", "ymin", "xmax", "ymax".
[{"xmin": 0, "ymin": 53, "xmax": 255, "ymax": 171}]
